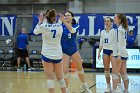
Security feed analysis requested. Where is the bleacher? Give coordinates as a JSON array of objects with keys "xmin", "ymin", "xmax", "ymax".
[{"xmin": 0, "ymin": 35, "xmax": 44, "ymax": 71}]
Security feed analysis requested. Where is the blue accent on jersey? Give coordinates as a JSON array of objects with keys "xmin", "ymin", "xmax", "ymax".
[
  {"xmin": 103, "ymin": 49, "xmax": 113, "ymax": 56},
  {"xmin": 121, "ymin": 57, "xmax": 128, "ymax": 60},
  {"xmin": 42, "ymin": 55, "xmax": 62, "ymax": 63},
  {"xmin": 113, "ymin": 56, "xmax": 128, "ymax": 60},
  {"xmin": 17, "ymin": 33, "xmax": 28, "ymax": 49},
  {"xmin": 61, "ymin": 24, "xmax": 79, "ymax": 56},
  {"xmin": 117, "ymin": 28, "xmax": 118, "ymax": 42}
]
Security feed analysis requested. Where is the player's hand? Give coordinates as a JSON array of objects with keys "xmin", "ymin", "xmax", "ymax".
[
  {"xmin": 59, "ymin": 13, "xmax": 65, "ymax": 22},
  {"xmin": 117, "ymin": 55, "xmax": 121, "ymax": 62},
  {"xmin": 38, "ymin": 12, "xmax": 44, "ymax": 24}
]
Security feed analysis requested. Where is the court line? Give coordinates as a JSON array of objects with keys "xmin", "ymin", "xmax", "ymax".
[{"xmin": 81, "ymin": 83, "xmax": 96, "ymax": 93}]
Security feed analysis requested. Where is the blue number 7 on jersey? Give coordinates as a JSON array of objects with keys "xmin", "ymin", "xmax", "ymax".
[{"xmin": 51, "ymin": 30, "xmax": 56, "ymax": 38}]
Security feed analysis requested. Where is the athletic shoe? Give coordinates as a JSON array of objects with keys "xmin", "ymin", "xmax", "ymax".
[
  {"xmin": 28, "ymin": 67, "xmax": 34, "ymax": 71},
  {"xmin": 80, "ymin": 83, "xmax": 93, "ymax": 93},
  {"xmin": 17, "ymin": 67, "xmax": 22, "ymax": 71},
  {"xmin": 112, "ymin": 90, "xmax": 116, "ymax": 93},
  {"xmin": 116, "ymin": 83, "xmax": 123, "ymax": 93},
  {"xmin": 66, "ymin": 88, "xmax": 70, "ymax": 93},
  {"xmin": 85, "ymin": 89, "xmax": 92, "ymax": 93},
  {"xmin": 105, "ymin": 87, "xmax": 112, "ymax": 93},
  {"xmin": 123, "ymin": 90, "xmax": 129, "ymax": 93}
]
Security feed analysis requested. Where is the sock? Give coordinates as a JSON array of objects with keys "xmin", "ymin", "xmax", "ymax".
[
  {"xmin": 125, "ymin": 89, "xmax": 128, "ymax": 92},
  {"xmin": 66, "ymin": 88, "xmax": 69, "ymax": 91},
  {"xmin": 82, "ymin": 82, "xmax": 87, "ymax": 85},
  {"xmin": 107, "ymin": 84, "xmax": 111, "ymax": 88}
]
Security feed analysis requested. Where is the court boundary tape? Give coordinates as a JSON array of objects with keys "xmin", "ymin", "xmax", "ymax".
[{"xmin": 81, "ymin": 83, "xmax": 96, "ymax": 93}]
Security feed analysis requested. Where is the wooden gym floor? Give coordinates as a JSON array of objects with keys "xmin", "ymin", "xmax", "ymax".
[{"xmin": 0, "ymin": 71, "xmax": 139, "ymax": 93}]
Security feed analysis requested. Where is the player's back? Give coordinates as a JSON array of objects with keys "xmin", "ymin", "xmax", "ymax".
[
  {"xmin": 34, "ymin": 23, "xmax": 63, "ymax": 59},
  {"xmin": 115, "ymin": 25, "xmax": 128, "ymax": 57},
  {"xmin": 118, "ymin": 26, "xmax": 127, "ymax": 49}
]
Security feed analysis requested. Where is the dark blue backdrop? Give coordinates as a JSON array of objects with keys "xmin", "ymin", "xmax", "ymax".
[
  {"xmin": 32, "ymin": 13, "xmax": 140, "ymax": 36},
  {"xmin": 0, "ymin": 15, "xmax": 17, "ymax": 36}
]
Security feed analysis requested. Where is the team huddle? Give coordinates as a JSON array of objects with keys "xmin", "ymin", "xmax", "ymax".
[
  {"xmin": 34, "ymin": 9, "xmax": 92, "ymax": 93},
  {"xmin": 33, "ymin": 9, "xmax": 129, "ymax": 93}
]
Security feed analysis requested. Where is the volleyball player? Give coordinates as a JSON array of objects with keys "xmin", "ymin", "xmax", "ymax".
[
  {"xmin": 98, "ymin": 17, "xmax": 116, "ymax": 92},
  {"xmin": 34, "ymin": 9, "xmax": 66, "ymax": 93},
  {"xmin": 112, "ymin": 13, "xmax": 129, "ymax": 93},
  {"xmin": 59, "ymin": 11, "xmax": 92, "ymax": 93}
]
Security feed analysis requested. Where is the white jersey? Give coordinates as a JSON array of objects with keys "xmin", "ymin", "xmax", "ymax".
[
  {"xmin": 113, "ymin": 25, "xmax": 128, "ymax": 57},
  {"xmin": 33, "ymin": 23, "xmax": 63, "ymax": 59},
  {"xmin": 100, "ymin": 29, "xmax": 116, "ymax": 50}
]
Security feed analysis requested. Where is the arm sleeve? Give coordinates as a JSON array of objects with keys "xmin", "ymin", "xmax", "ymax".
[
  {"xmin": 117, "ymin": 28, "xmax": 123, "ymax": 56},
  {"xmin": 33, "ymin": 24, "xmax": 45, "ymax": 35}
]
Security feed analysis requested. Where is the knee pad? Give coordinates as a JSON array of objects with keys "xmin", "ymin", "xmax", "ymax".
[
  {"xmin": 47, "ymin": 80, "xmax": 54, "ymax": 88},
  {"xmin": 77, "ymin": 69, "xmax": 84, "ymax": 74},
  {"xmin": 64, "ymin": 73, "xmax": 69, "ymax": 79},
  {"xmin": 121, "ymin": 74, "xmax": 129, "ymax": 81},
  {"xmin": 104, "ymin": 71, "xmax": 110, "ymax": 78},
  {"xmin": 58, "ymin": 79, "xmax": 66, "ymax": 88},
  {"xmin": 112, "ymin": 73, "xmax": 119, "ymax": 80}
]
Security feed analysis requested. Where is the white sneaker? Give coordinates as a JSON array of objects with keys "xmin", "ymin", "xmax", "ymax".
[
  {"xmin": 116, "ymin": 83, "xmax": 123, "ymax": 93},
  {"xmin": 17, "ymin": 67, "xmax": 22, "ymax": 71},
  {"xmin": 85, "ymin": 89, "xmax": 92, "ymax": 93},
  {"xmin": 112, "ymin": 90, "xmax": 116, "ymax": 93},
  {"xmin": 66, "ymin": 88, "xmax": 70, "ymax": 93},
  {"xmin": 80, "ymin": 83, "xmax": 93, "ymax": 93},
  {"xmin": 105, "ymin": 87, "xmax": 112, "ymax": 93},
  {"xmin": 28, "ymin": 67, "xmax": 34, "ymax": 71},
  {"xmin": 123, "ymin": 90, "xmax": 129, "ymax": 93}
]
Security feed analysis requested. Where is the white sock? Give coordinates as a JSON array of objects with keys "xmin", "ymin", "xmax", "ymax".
[
  {"xmin": 66, "ymin": 88, "xmax": 69, "ymax": 91},
  {"xmin": 107, "ymin": 84, "xmax": 111, "ymax": 88},
  {"xmin": 125, "ymin": 89, "xmax": 128, "ymax": 92},
  {"xmin": 113, "ymin": 89, "xmax": 116, "ymax": 92},
  {"xmin": 82, "ymin": 82, "xmax": 86, "ymax": 84}
]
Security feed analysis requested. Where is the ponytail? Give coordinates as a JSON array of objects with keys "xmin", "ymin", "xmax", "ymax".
[
  {"xmin": 116, "ymin": 13, "xmax": 128, "ymax": 30},
  {"xmin": 122, "ymin": 15, "xmax": 128, "ymax": 30},
  {"xmin": 46, "ymin": 9, "xmax": 56, "ymax": 24}
]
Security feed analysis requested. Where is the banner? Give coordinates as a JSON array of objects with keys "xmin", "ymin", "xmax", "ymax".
[
  {"xmin": 95, "ymin": 47, "xmax": 140, "ymax": 69},
  {"xmin": 74, "ymin": 14, "xmax": 140, "ymax": 36},
  {"xmin": 0, "ymin": 15, "xmax": 17, "ymax": 36},
  {"xmin": 32, "ymin": 13, "xmax": 140, "ymax": 36}
]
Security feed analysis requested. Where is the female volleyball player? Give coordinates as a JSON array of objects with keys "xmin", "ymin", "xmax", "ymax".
[
  {"xmin": 98, "ymin": 17, "xmax": 116, "ymax": 92},
  {"xmin": 59, "ymin": 11, "xmax": 92, "ymax": 93},
  {"xmin": 112, "ymin": 13, "xmax": 129, "ymax": 93},
  {"xmin": 34, "ymin": 9, "xmax": 66, "ymax": 93}
]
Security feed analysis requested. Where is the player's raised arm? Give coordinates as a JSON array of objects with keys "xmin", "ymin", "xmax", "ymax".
[
  {"xmin": 33, "ymin": 12, "xmax": 45, "ymax": 35},
  {"xmin": 59, "ymin": 13, "xmax": 77, "ymax": 33}
]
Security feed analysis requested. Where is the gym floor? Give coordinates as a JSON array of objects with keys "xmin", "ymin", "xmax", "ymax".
[{"xmin": 0, "ymin": 71, "xmax": 139, "ymax": 93}]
